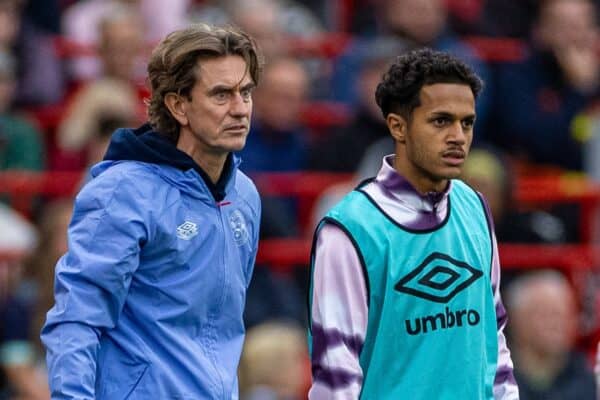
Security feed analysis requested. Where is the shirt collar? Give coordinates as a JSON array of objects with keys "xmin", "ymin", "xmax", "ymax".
[{"xmin": 374, "ymin": 154, "xmax": 451, "ymax": 212}]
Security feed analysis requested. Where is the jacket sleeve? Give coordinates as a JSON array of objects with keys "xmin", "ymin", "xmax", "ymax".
[
  {"xmin": 246, "ymin": 194, "xmax": 261, "ymax": 287},
  {"xmin": 308, "ymin": 223, "xmax": 368, "ymax": 399},
  {"xmin": 41, "ymin": 174, "xmax": 149, "ymax": 399}
]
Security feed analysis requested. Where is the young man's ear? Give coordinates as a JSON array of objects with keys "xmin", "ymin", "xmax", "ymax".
[
  {"xmin": 164, "ymin": 93, "xmax": 189, "ymax": 126},
  {"xmin": 387, "ymin": 113, "xmax": 407, "ymax": 143}
]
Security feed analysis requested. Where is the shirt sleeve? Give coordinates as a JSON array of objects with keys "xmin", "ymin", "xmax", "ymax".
[
  {"xmin": 308, "ymin": 222, "xmax": 368, "ymax": 399},
  {"xmin": 482, "ymin": 199, "xmax": 519, "ymax": 400},
  {"xmin": 41, "ymin": 175, "xmax": 149, "ymax": 399}
]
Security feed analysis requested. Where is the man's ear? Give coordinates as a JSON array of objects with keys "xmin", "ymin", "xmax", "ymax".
[
  {"xmin": 164, "ymin": 93, "xmax": 189, "ymax": 126},
  {"xmin": 387, "ymin": 113, "xmax": 407, "ymax": 143}
]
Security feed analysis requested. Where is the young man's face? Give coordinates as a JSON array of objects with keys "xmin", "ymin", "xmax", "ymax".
[
  {"xmin": 178, "ymin": 55, "xmax": 255, "ymax": 156},
  {"xmin": 392, "ymin": 83, "xmax": 475, "ymax": 193}
]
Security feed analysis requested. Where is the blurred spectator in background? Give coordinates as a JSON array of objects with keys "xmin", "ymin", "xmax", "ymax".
[
  {"xmin": 190, "ymin": 0, "xmax": 328, "ymax": 97},
  {"xmin": 241, "ymin": 56, "xmax": 311, "ymax": 238},
  {"xmin": 137, "ymin": 0, "xmax": 190, "ymax": 42},
  {"xmin": 375, "ymin": 0, "xmax": 449, "ymax": 45},
  {"xmin": 190, "ymin": 0, "xmax": 323, "ymax": 60},
  {"xmin": 460, "ymin": 147, "xmax": 579, "ymax": 290},
  {"xmin": 0, "ymin": 0, "xmax": 64, "ymax": 107},
  {"xmin": 380, "ymin": 0, "xmax": 493, "ymax": 126},
  {"xmin": 54, "ymin": 7, "xmax": 145, "ymax": 170},
  {"xmin": 226, "ymin": 0, "xmax": 289, "ymax": 59},
  {"xmin": 190, "ymin": 0, "xmax": 330, "ymax": 98},
  {"xmin": 243, "ymin": 261, "xmax": 306, "ymax": 329},
  {"xmin": 85, "ymin": 115, "xmax": 129, "ymax": 170},
  {"xmin": 0, "ymin": 199, "xmax": 72, "ymax": 399},
  {"xmin": 461, "ymin": 147, "xmax": 575, "ymax": 244},
  {"xmin": 62, "ymin": 0, "xmax": 190, "ymax": 81},
  {"xmin": 444, "ymin": 0, "xmax": 542, "ymax": 39},
  {"xmin": 310, "ymin": 39, "xmax": 405, "ymax": 172},
  {"xmin": 238, "ymin": 320, "xmax": 309, "ymax": 400},
  {"xmin": 490, "ymin": 0, "xmax": 600, "ymax": 171},
  {"xmin": 21, "ymin": 198, "xmax": 72, "ymax": 357},
  {"xmin": 240, "ymin": 57, "xmax": 310, "ymax": 313},
  {"xmin": 506, "ymin": 270, "xmax": 596, "ymax": 400},
  {"xmin": 71, "ymin": 114, "xmax": 132, "ymax": 189},
  {"xmin": 0, "ymin": 201, "xmax": 45, "ymax": 399},
  {"xmin": 241, "ymin": 57, "xmax": 310, "ymax": 173},
  {"xmin": 332, "ymin": 0, "xmax": 492, "ymax": 128},
  {"xmin": 0, "ymin": 49, "xmax": 44, "ymax": 171},
  {"xmin": 0, "ymin": 202, "xmax": 36, "ymax": 294}
]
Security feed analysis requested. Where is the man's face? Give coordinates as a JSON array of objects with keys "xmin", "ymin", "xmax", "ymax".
[
  {"xmin": 178, "ymin": 55, "xmax": 255, "ymax": 156},
  {"xmin": 512, "ymin": 280, "xmax": 577, "ymax": 357},
  {"xmin": 384, "ymin": 0, "xmax": 446, "ymax": 45},
  {"xmin": 394, "ymin": 83, "xmax": 475, "ymax": 193},
  {"xmin": 254, "ymin": 59, "xmax": 308, "ymax": 131},
  {"xmin": 100, "ymin": 19, "xmax": 143, "ymax": 80},
  {"xmin": 0, "ymin": 4, "xmax": 19, "ymax": 47},
  {"xmin": 537, "ymin": 0, "xmax": 598, "ymax": 50}
]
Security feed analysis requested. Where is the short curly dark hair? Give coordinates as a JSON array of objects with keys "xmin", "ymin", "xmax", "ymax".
[
  {"xmin": 375, "ymin": 48, "xmax": 483, "ymax": 119},
  {"xmin": 146, "ymin": 24, "xmax": 263, "ymax": 141}
]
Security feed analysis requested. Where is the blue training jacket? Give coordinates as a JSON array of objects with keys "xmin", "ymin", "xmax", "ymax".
[{"xmin": 41, "ymin": 124, "xmax": 261, "ymax": 399}]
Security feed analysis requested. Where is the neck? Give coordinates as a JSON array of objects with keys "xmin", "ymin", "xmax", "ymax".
[
  {"xmin": 197, "ymin": 154, "xmax": 227, "ymax": 184},
  {"xmin": 176, "ymin": 132, "xmax": 228, "ymax": 184},
  {"xmin": 393, "ymin": 153, "xmax": 448, "ymax": 195}
]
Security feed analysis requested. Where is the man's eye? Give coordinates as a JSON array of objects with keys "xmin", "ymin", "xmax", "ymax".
[
  {"xmin": 215, "ymin": 92, "xmax": 229, "ymax": 101},
  {"xmin": 462, "ymin": 119, "xmax": 475, "ymax": 129},
  {"xmin": 241, "ymin": 89, "xmax": 252, "ymax": 100},
  {"xmin": 433, "ymin": 118, "xmax": 448, "ymax": 126}
]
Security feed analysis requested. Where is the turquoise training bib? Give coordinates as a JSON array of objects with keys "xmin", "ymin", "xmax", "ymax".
[{"xmin": 320, "ymin": 180, "xmax": 497, "ymax": 400}]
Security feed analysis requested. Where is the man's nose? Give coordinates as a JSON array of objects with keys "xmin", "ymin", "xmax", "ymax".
[
  {"xmin": 448, "ymin": 122, "xmax": 467, "ymax": 144},
  {"xmin": 229, "ymin": 93, "xmax": 250, "ymax": 116}
]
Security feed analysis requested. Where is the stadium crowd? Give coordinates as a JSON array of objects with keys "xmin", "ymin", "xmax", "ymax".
[{"xmin": 1, "ymin": 0, "xmax": 600, "ymax": 399}]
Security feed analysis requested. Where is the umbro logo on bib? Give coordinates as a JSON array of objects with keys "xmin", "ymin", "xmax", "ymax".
[
  {"xmin": 177, "ymin": 221, "xmax": 198, "ymax": 240},
  {"xmin": 395, "ymin": 252, "xmax": 482, "ymax": 303},
  {"xmin": 395, "ymin": 252, "xmax": 484, "ymax": 335}
]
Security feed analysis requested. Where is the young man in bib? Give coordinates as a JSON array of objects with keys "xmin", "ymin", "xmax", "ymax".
[{"xmin": 308, "ymin": 48, "xmax": 519, "ymax": 399}]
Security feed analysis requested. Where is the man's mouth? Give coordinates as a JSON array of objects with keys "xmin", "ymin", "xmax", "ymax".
[
  {"xmin": 224, "ymin": 124, "xmax": 247, "ymax": 132},
  {"xmin": 442, "ymin": 150, "xmax": 465, "ymax": 166}
]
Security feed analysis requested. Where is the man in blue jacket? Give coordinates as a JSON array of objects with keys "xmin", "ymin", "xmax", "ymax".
[{"xmin": 41, "ymin": 24, "xmax": 263, "ymax": 399}]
